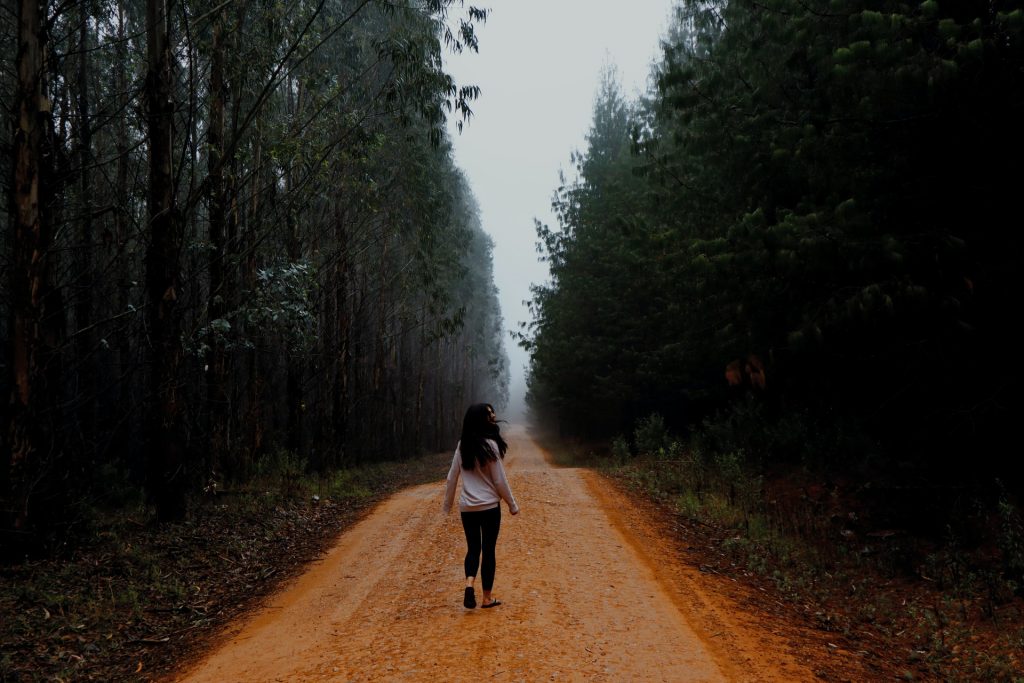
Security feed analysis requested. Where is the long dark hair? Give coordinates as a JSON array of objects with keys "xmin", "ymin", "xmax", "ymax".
[{"xmin": 459, "ymin": 403, "xmax": 508, "ymax": 470}]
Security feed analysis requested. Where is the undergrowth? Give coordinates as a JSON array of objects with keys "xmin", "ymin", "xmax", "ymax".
[
  {"xmin": 0, "ymin": 449, "xmax": 450, "ymax": 683},
  {"xmin": 551, "ymin": 409, "xmax": 1024, "ymax": 681}
]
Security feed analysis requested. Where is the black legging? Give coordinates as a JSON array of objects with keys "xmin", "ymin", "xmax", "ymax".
[{"xmin": 460, "ymin": 506, "xmax": 501, "ymax": 591}]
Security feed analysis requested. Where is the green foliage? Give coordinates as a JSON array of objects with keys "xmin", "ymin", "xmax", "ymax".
[
  {"xmin": 0, "ymin": 449, "xmax": 453, "ymax": 681},
  {"xmin": 693, "ymin": 397, "xmax": 877, "ymax": 472},
  {"xmin": 634, "ymin": 413, "xmax": 669, "ymax": 456},
  {"xmin": 998, "ymin": 491, "xmax": 1024, "ymax": 588},
  {"xmin": 90, "ymin": 460, "xmax": 145, "ymax": 509},
  {"xmin": 254, "ymin": 449, "xmax": 309, "ymax": 497},
  {"xmin": 523, "ymin": 65, "xmax": 657, "ymax": 434},
  {"xmin": 1, "ymin": 0, "xmax": 508, "ymax": 548},
  {"xmin": 189, "ymin": 261, "xmax": 320, "ymax": 358},
  {"xmin": 524, "ymin": 0, "xmax": 1024, "ymax": 482},
  {"xmin": 324, "ymin": 468, "xmax": 374, "ymax": 502},
  {"xmin": 611, "ymin": 435, "xmax": 632, "ymax": 464},
  {"xmin": 605, "ymin": 424, "xmax": 1024, "ymax": 678}
]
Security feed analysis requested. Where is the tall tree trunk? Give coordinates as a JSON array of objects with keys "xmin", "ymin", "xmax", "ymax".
[
  {"xmin": 372, "ymin": 231, "xmax": 388, "ymax": 457},
  {"xmin": 434, "ymin": 338, "xmax": 444, "ymax": 451},
  {"xmin": 145, "ymin": 0, "xmax": 186, "ymax": 521},
  {"xmin": 206, "ymin": 10, "xmax": 230, "ymax": 482},
  {"xmin": 74, "ymin": 4, "xmax": 96, "ymax": 457},
  {"xmin": 394, "ymin": 314, "xmax": 406, "ymax": 455},
  {"xmin": 243, "ymin": 137, "xmax": 262, "ymax": 472},
  {"xmin": 415, "ymin": 305, "xmax": 426, "ymax": 450},
  {"xmin": 351, "ymin": 268, "xmax": 368, "ymax": 464},
  {"xmin": 3, "ymin": 0, "xmax": 62, "ymax": 551},
  {"xmin": 285, "ymin": 111, "xmax": 303, "ymax": 456},
  {"xmin": 333, "ymin": 214, "xmax": 350, "ymax": 467},
  {"xmin": 113, "ymin": 0, "xmax": 133, "ymax": 448}
]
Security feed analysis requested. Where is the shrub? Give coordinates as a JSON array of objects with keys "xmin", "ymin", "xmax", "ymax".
[
  {"xmin": 997, "ymin": 489, "xmax": 1024, "ymax": 591},
  {"xmin": 611, "ymin": 435, "xmax": 631, "ymax": 464},
  {"xmin": 634, "ymin": 413, "xmax": 669, "ymax": 456}
]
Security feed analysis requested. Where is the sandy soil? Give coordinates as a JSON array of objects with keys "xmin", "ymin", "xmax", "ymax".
[{"xmin": 174, "ymin": 426, "xmax": 823, "ymax": 682}]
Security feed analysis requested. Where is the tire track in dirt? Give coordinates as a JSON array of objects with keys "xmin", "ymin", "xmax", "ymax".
[{"xmin": 173, "ymin": 426, "xmax": 819, "ymax": 682}]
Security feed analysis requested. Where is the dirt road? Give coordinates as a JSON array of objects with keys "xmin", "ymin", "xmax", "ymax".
[{"xmin": 175, "ymin": 426, "xmax": 818, "ymax": 682}]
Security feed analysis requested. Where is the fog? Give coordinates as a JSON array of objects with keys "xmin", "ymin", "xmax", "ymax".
[{"xmin": 444, "ymin": 0, "xmax": 675, "ymax": 422}]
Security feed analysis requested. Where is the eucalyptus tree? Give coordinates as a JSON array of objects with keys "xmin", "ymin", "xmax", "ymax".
[
  {"xmin": 143, "ymin": 0, "xmax": 186, "ymax": 520},
  {"xmin": 167, "ymin": 0, "xmax": 496, "ymax": 499},
  {"xmin": 2, "ymin": 0, "xmax": 509, "ymax": 545},
  {"xmin": 3, "ymin": 0, "xmax": 63, "ymax": 548}
]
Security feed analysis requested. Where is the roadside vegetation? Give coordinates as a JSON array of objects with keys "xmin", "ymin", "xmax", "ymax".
[
  {"xmin": 2, "ymin": 0, "xmax": 507, "ymax": 556},
  {"xmin": 523, "ymin": 2, "xmax": 1023, "ymax": 678},
  {"xmin": 546, "ymin": 413, "xmax": 1024, "ymax": 681},
  {"xmin": 0, "ymin": 450, "xmax": 451, "ymax": 682},
  {"xmin": 2, "ymin": 3, "xmax": 506, "ymax": 677}
]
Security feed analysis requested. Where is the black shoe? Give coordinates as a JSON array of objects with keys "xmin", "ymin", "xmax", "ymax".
[{"xmin": 464, "ymin": 587, "xmax": 476, "ymax": 609}]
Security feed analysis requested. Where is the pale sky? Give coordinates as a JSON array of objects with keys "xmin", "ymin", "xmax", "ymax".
[{"xmin": 444, "ymin": 0, "xmax": 676, "ymax": 421}]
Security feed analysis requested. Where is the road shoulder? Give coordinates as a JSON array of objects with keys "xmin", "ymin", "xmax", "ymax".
[{"xmin": 581, "ymin": 469, "xmax": 846, "ymax": 682}]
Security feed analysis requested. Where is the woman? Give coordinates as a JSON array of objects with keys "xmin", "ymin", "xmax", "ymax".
[{"xmin": 442, "ymin": 403, "xmax": 519, "ymax": 609}]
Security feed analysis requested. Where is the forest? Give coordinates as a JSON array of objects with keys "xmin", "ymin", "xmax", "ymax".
[
  {"xmin": 525, "ymin": 0, "xmax": 1022, "ymax": 490},
  {"xmin": 519, "ymin": 5, "xmax": 1024, "ymax": 672},
  {"xmin": 2, "ymin": 0, "xmax": 1024, "ymax": 679},
  {"xmin": 0, "ymin": 0, "xmax": 509, "ymax": 554}
]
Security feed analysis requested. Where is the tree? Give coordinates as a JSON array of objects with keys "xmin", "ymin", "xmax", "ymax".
[
  {"xmin": 525, "ymin": 66, "xmax": 652, "ymax": 436},
  {"xmin": 526, "ymin": 0, "xmax": 1024, "ymax": 479},
  {"xmin": 144, "ymin": 0, "xmax": 186, "ymax": 521},
  {"xmin": 1, "ymin": 0, "xmax": 508, "ymax": 548},
  {"xmin": 3, "ymin": 0, "xmax": 64, "ymax": 553}
]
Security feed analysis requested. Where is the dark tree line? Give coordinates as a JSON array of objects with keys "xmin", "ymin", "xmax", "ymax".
[
  {"xmin": 525, "ymin": 0, "xmax": 1023, "ymax": 484},
  {"xmin": 1, "ymin": 0, "xmax": 509, "ymax": 554}
]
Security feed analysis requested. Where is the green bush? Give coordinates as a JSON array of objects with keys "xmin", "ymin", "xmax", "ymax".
[
  {"xmin": 634, "ymin": 413, "xmax": 669, "ymax": 456},
  {"xmin": 611, "ymin": 435, "xmax": 631, "ymax": 464},
  {"xmin": 254, "ymin": 449, "xmax": 308, "ymax": 497},
  {"xmin": 695, "ymin": 397, "xmax": 877, "ymax": 471},
  {"xmin": 998, "ymin": 489, "xmax": 1024, "ymax": 591}
]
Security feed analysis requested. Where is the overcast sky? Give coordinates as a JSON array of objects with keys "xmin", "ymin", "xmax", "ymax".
[{"xmin": 444, "ymin": 0, "xmax": 676, "ymax": 421}]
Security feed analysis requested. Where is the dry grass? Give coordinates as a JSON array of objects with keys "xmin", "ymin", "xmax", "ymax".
[{"xmin": 0, "ymin": 451, "xmax": 451, "ymax": 682}]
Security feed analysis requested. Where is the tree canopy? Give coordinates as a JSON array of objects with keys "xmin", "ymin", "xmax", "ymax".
[
  {"xmin": 2, "ymin": 0, "xmax": 509, "ymax": 552},
  {"xmin": 525, "ymin": 0, "xmax": 1023, "ymax": 480}
]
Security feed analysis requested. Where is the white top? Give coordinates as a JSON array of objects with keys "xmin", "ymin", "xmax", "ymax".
[{"xmin": 443, "ymin": 439, "xmax": 520, "ymax": 514}]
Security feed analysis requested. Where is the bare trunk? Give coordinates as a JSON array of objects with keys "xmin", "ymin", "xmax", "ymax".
[
  {"xmin": 74, "ymin": 5, "xmax": 96, "ymax": 454},
  {"xmin": 243, "ymin": 139, "xmax": 261, "ymax": 470},
  {"xmin": 434, "ymin": 340, "xmax": 443, "ymax": 451},
  {"xmin": 333, "ymin": 213, "xmax": 350, "ymax": 467},
  {"xmin": 3, "ymin": 0, "xmax": 62, "ymax": 549},
  {"xmin": 206, "ymin": 11, "xmax": 230, "ymax": 481},
  {"xmin": 284, "ymin": 81, "xmax": 303, "ymax": 456},
  {"xmin": 372, "ymin": 231, "xmax": 389, "ymax": 457},
  {"xmin": 145, "ymin": 0, "xmax": 186, "ymax": 521},
  {"xmin": 114, "ymin": 0, "xmax": 133, "ymax": 434},
  {"xmin": 415, "ymin": 307, "xmax": 426, "ymax": 450}
]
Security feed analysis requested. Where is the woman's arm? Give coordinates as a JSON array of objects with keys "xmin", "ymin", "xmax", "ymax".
[
  {"xmin": 442, "ymin": 447, "xmax": 461, "ymax": 514},
  {"xmin": 491, "ymin": 456, "xmax": 519, "ymax": 515}
]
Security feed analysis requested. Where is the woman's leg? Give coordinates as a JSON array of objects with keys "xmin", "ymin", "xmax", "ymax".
[
  {"xmin": 460, "ymin": 510, "xmax": 483, "ymax": 580},
  {"xmin": 460, "ymin": 511, "xmax": 483, "ymax": 607},
  {"xmin": 479, "ymin": 506, "xmax": 502, "ymax": 601}
]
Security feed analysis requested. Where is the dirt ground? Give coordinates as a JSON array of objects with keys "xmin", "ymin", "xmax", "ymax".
[{"xmin": 172, "ymin": 426, "xmax": 857, "ymax": 682}]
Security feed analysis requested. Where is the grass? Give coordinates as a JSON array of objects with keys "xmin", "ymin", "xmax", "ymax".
[
  {"xmin": 541, "ymin": 430, "xmax": 1024, "ymax": 681},
  {"xmin": 0, "ymin": 449, "xmax": 451, "ymax": 683}
]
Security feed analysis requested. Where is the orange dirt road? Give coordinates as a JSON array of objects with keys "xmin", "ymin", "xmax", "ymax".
[{"xmin": 175, "ymin": 426, "xmax": 818, "ymax": 682}]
